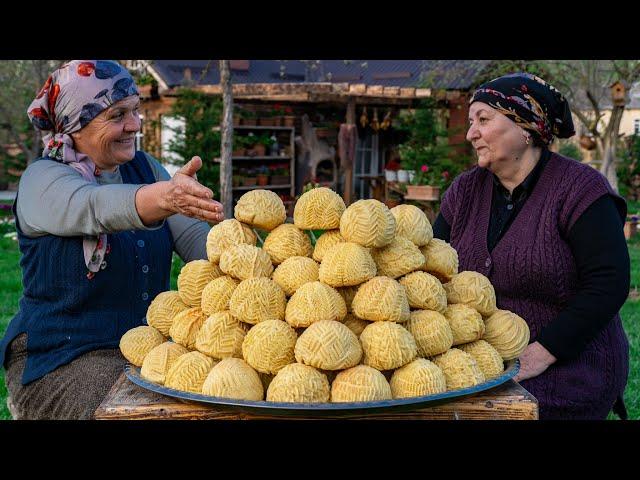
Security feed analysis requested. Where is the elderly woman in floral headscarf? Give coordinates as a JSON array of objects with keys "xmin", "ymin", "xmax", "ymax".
[
  {"xmin": 0, "ymin": 60, "xmax": 224, "ymax": 419},
  {"xmin": 432, "ymin": 72, "xmax": 630, "ymax": 420}
]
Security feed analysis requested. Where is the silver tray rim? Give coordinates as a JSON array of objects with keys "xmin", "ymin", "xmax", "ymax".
[{"xmin": 123, "ymin": 358, "xmax": 519, "ymax": 416}]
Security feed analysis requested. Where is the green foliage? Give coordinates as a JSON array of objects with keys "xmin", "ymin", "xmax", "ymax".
[
  {"xmin": 557, "ymin": 140, "xmax": 583, "ymax": 161},
  {"xmin": 395, "ymin": 98, "xmax": 463, "ymax": 189},
  {"xmin": 617, "ymin": 134, "xmax": 640, "ymax": 201},
  {"xmin": 166, "ymin": 89, "xmax": 222, "ymax": 195}
]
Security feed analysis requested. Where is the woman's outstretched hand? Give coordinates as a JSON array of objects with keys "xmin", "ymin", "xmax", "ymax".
[
  {"xmin": 136, "ymin": 156, "xmax": 225, "ymax": 225},
  {"xmin": 159, "ymin": 156, "xmax": 224, "ymax": 223}
]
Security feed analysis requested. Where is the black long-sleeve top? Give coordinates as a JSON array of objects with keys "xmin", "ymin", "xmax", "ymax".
[{"xmin": 432, "ymin": 149, "xmax": 630, "ymax": 361}]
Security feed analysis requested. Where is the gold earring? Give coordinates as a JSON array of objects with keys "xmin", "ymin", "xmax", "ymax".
[{"xmin": 525, "ymin": 134, "xmax": 530, "ymax": 145}]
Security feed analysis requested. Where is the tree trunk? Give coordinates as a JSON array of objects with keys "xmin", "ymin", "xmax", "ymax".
[
  {"xmin": 599, "ymin": 104, "xmax": 624, "ymax": 193},
  {"xmin": 219, "ymin": 60, "xmax": 233, "ymax": 221}
]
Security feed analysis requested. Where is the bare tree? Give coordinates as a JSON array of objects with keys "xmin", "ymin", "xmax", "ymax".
[
  {"xmin": 219, "ymin": 60, "xmax": 234, "ymax": 220},
  {"xmin": 482, "ymin": 60, "xmax": 640, "ymax": 192},
  {"xmin": 0, "ymin": 60, "xmax": 64, "ymax": 164}
]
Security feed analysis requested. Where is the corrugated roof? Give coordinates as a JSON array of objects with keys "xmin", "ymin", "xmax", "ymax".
[{"xmin": 148, "ymin": 60, "xmax": 492, "ymax": 90}]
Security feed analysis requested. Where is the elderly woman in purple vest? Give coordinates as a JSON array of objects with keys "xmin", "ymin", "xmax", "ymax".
[
  {"xmin": 0, "ymin": 60, "xmax": 225, "ymax": 419},
  {"xmin": 433, "ymin": 72, "xmax": 630, "ymax": 420}
]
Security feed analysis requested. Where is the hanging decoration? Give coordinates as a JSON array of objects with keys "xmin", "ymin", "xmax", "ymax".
[
  {"xmin": 370, "ymin": 108, "xmax": 380, "ymax": 132},
  {"xmin": 360, "ymin": 106, "xmax": 369, "ymax": 128},
  {"xmin": 380, "ymin": 109, "xmax": 392, "ymax": 130}
]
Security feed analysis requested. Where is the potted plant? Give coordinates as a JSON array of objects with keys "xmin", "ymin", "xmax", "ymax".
[
  {"xmin": 270, "ymin": 165, "xmax": 290, "ymax": 185},
  {"xmin": 384, "ymin": 157, "xmax": 401, "ymax": 182},
  {"xmin": 281, "ymin": 105, "xmax": 295, "ymax": 127},
  {"xmin": 256, "ymin": 165, "xmax": 270, "ymax": 186},
  {"xmin": 243, "ymin": 168, "xmax": 257, "ymax": 186},
  {"xmin": 240, "ymin": 109, "xmax": 258, "ymax": 126}
]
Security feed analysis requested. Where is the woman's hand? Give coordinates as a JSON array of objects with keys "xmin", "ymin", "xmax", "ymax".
[
  {"xmin": 158, "ymin": 156, "xmax": 224, "ymax": 223},
  {"xmin": 135, "ymin": 156, "xmax": 225, "ymax": 225},
  {"xmin": 513, "ymin": 341, "xmax": 557, "ymax": 383}
]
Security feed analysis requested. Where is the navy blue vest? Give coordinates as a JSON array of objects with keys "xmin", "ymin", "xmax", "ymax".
[{"xmin": 0, "ymin": 151, "xmax": 174, "ymax": 384}]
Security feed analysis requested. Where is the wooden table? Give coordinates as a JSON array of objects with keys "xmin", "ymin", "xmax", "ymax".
[{"xmin": 94, "ymin": 372, "xmax": 538, "ymax": 420}]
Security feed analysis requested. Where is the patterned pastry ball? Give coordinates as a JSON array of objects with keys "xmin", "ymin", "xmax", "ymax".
[
  {"xmin": 312, "ymin": 230, "xmax": 346, "ymax": 262},
  {"xmin": 195, "ymin": 311, "xmax": 246, "ymax": 359},
  {"xmin": 371, "ymin": 236, "xmax": 425, "ymax": 279},
  {"xmin": 234, "ymin": 189, "xmax": 286, "ymax": 231},
  {"xmin": 177, "ymin": 259, "xmax": 224, "ymax": 307},
  {"xmin": 343, "ymin": 314, "xmax": 370, "ymax": 337},
  {"xmin": 360, "ymin": 321, "xmax": 417, "ymax": 371},
  {"xmin": 483, "ymin": 310, "xmax": 531, "ymax": 360},
  {"xmin": 263, "ymin": 223, "xmax": 313, "ymax": 265},
  {"xmin": 444, "ymin": 271, "xmax": 497, "ymax": 317},
  {"xmin": 397, "ymin": 274, "xmax": 445, "ymax": 314},
  {"xmin": 390, "ymin": 204, "xmax": 433, "ymax": 247},
  {"xmin": 119, "ymin": 326, "xmax": 165, "ymax": 367},
  {"xmin": 229, "ymin": 277, "xmax": 287, "ymax": 325},
  {"xmin": 266, "ymin": 363, "xmax": 331, "ymax": 403},
  {"xmin": 432, "ymin": 348, "xmax": 485, "ymax": 391},
  {"xmin": 164, "ymin": 351, "xmax": 217, "ymax": 394},
  {"xmin": 242, "ymin": 320, "xmax": 297, "ymax": 374},
  {"xmin": 272, "ymin": 256, "xmax": 319, "ymax": 297},
  {"xmin": 390, "ymin": 358, "xmax": 447, "ymax": 398},
  {"xmin": 285, "ymin": 281, "xmax": 347, "ymax": 328},
  {"xmin": 337, "ymin": 285, "xmax": 359, "ymax": 313},
  {"xmin": 458, "ymin": 340, "xmax": 504, "ymax": 380},
  {"xmin": 169, "ymin": 307, "xmax": 207, "ymax": 350},
  {"xmin": 444, "ymin": 303, "xmax": 485, "ymax": 346},
  {"xmin": 294, "ymin": 320, "xmax": 362, "ymax": 370},
  {"xmin": 201, "ymin": 276, "xmax": 240, "ymax": 316},
  {"xmin": 405, "ymin": 310, "xmax": 454, "ymax": 357},
  {"xmin": 140, "ymin": 341, "xmax": 189, "ymax": 384},
  {"xmin": 219, "ymin": 244, "xmax": 274, "ymax": 281},
  {"xmin": 340, "ymin": 199, "xmax": 396, "ymax": 248},
  {"xmin": 318, "ymin": 242, "xmax": 377, "ymax": 287},
  {"xmin": 294, "ymin": 187, "xmax": 346, "ymax": 230},
  {"xmin": 206, "ymin": 219, "xmax": 257, "ymax": 264},
  {"xmin": 331, "ymin": 365, "xmax": 392, "ymax": 402},
  {"xmin": 420, "ymin": 238, "xmax": 459, "ymax": 282},
  {"xmin": 201, "ymin": 358, "xmax": 264, "ymax": 401},
  {"xmin": 146, "ymin": 291, "xmax": 190, "ymax": 337},
  {"xmin": 352, "ymin": 276, "xmax": 410, "ymax": 323}
]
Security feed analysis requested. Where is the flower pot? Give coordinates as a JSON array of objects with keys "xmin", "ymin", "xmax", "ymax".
[
  {"xmin": 408, "ymin": 170, "xmax": 416, "ymax": 183},
  {"xmin": 232, "ymin": 148, "xmax": 246, "ymax": 157},
  {"xmin": 232, "ymin": 176, "xmax": 243, "ymax": 187},
  {"xmin": 406, "ymin": 185, "xmax": 440, "ymax": 201},
  {"xmin": 241, "ymin": 118, "xmax": 257, "ymax": 126},
  {"xmin": 259, "ymin": 117, "xmax": 278, "ymax": 127},
  {"xmin": 257, "ymin": 174, "xmax": 270, "ymax": 186},
  {"xmin": 242, "ymin": 177, "xmax": 257, "ymax": 187},
  {"xmin": 283, "ymin": 116, "xmax": 295, "ymax": 127},
  {"xmin": 248, "ymin": 144, "xmax": 266, "ymax": 157},
  {"xmin": 624, "ymin": 220, "xmax": 638, "ymax": 239},
  {"xmin": 397, "ymin": 170, "xmax": 410, "ymax": 183},
  {"xmin": 271, "ymin": 175, "xmax": 290, "ymax": 185},
  {"xmin": 385, "ymin": 170, "xmax": 398, "ymax": 182}
]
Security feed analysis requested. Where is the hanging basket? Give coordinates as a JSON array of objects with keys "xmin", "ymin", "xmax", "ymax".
[{"xmin": 579, "ymin": 135, "xmax": 597, "ymax": 150}]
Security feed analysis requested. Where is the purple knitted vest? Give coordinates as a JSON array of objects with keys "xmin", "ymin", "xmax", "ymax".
[{"xmin": 440, "ymin": 153, "xmax": 629, "ymax": 420}]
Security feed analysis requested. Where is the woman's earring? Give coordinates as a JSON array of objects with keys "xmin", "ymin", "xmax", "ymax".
[{"xmin": 525, "ymin": 135, "xmax": 530, "ymax": 145}]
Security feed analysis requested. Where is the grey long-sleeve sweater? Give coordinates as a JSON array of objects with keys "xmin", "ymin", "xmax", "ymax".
[{"xmin": 15, "ymin": 152, "xmax": 210, "ymax": 262}]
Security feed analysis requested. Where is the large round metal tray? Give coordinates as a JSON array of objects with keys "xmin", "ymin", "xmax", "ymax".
[{"xmin": 124, "ymin": 359, "xmax": 519, "ymax": 416}]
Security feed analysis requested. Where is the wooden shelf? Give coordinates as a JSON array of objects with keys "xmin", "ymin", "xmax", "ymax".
[
  {"xmin": 233, "ymin": 156, "xmax": 291, "ymax": 160},
  {"xmin": 234, "ymin": 125, "xmax": 294, "ymax": 130},
  {"xmin": 233, "ymin": 184, "xmax": 292, "ymax": 191}
]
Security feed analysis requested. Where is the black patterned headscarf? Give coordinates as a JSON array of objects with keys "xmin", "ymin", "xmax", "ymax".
[{"xmin": 470, "ymin": 72, "xmax": 575, "ymax": 145}]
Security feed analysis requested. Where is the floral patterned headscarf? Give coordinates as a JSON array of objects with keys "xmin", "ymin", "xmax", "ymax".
[
  {"xmin": 470, "ymin": 72, "xmax": 575, "ymax": 145},
  {"xmin": 27, "ymin": 60, "xmax": 139, "ymax": 274}
]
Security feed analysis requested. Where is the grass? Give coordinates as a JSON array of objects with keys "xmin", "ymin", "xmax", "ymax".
[{"xmin": 0, "ymin": 226, "xmax": 638, "ymax": 420}]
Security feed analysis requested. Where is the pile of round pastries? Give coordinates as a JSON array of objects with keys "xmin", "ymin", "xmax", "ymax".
[{"xmin": 120, "ymin": 188, "xmax": 530, "ymax": 404}]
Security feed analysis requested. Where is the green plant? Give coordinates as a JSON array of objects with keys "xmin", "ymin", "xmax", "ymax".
[
  {"xmin": 558, "ymin": 140, "xmax": 583, "ymax": 161},
  {"xmin": 166, "ymin": 89, "xmax": 222, "ymax": 195},
  {"xmin": 618, "ymin": 134, "xmax": 640, "ymax": 201},
  {"xmin": 396, "ymin": 98, "xmax": 462, "ymax": 189},
  {"xmin": 255, "ymin": 133, "xmax": 275, "ymax": 147}
]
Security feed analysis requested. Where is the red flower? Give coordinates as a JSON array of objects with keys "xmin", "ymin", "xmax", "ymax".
[
  {"xmin": 285, "ymin": 106, "xmax": 293, "ymax": 114},
  {"xmin": 421, "ymin": 165, "xmax": 428, "ymax": 172},
  {"xmin": 442, "ymin": 171, "xmax": 450, "ymax": 179},
  {"xmin": 36, "ymin": 76, "xmax": 52, "ymax": 99},
  {"xmin": 77, "ymin": 62, "xmax": 95, "ymax": 77},
  {"xmin": 48, "ymin": 84, "xmax": 60, "ymax": 124}
]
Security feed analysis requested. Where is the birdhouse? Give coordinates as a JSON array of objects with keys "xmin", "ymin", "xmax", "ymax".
[{"xmin": 610, "ymin": 81, "xmax": 626, "ymax": 107}]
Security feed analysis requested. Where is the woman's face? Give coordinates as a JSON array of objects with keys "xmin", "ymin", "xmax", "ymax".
[
  {"xmin": 71, "ymin": 95, "xmax": 141, "ymax": 171},
  {"xmin": 466, "ymin": 101, "xmax": 529, "ymax": 172}
]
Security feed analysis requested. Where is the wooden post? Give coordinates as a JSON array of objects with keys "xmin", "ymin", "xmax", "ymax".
[
  {"xmin": 219, "ymin": 60, "xmax": 233, "ymax": 220},
  {"xmin": 342, "ymin": 98, "xmax": 356, "ymax": 205}
]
